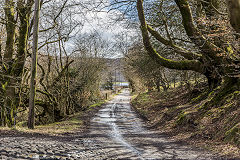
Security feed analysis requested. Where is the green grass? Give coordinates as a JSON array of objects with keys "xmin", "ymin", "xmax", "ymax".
[
  {"xmin": 0, "ymin": 101, "xmax": 108, "ymax": 135},
  {"xmin": 0, "ymin": 89, "xmax": 123, "ymax": 135},
  {"xmin": 0, "ymin": 117, "xmax": 83, "ymax": 135},
  {"xmin": 13, "ymin": 112, "xmax": 84, "ymax": 135},
  {"xmin": 89, "ymin": 100, "xmax": 106, "ymax": 108}
]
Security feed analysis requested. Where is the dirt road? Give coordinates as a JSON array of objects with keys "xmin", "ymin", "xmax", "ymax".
[
  {"xmin": 0, "ymin": 89, "xmax": 224, "ymax": 159},
  {"xmin": 80, "ymin": 89, "xmax": 222, "ymax": 159}
]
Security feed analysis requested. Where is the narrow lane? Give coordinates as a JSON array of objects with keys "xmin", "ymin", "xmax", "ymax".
[
  {"xmin": 0, "ymin": 89, "xmax": 224, "ymax": 159},
  {"xmin": 80, "ymin": 88, "xmax": 221, "ymax": 159}
]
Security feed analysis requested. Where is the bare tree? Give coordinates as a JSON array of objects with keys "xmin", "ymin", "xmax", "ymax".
[
  {"xmin": 136, "ymin": 0, "xmax": 239, "ymax": 92},
  {"xmin": 28, "ymin": 0, "xmax": 40, "ymax": 129}
]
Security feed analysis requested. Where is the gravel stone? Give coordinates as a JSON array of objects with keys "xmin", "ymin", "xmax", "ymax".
[{"xmin": 0, "ymin": 89, "xmax": 225, "ymax": 159}]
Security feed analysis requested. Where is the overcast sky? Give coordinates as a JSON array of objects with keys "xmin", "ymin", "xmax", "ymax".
[
  {"xmin": 70, "ymin": 0, "xmax": 139, "ymax": 58},
  {"xmin": 37, "ymin": 0, "xmax": 139, "ymax": 58}
]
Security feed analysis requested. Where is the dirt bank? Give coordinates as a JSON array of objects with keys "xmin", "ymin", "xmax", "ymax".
[{"xmin": 131, "ymin": 84, "xmax": 240, "ymax": 159}]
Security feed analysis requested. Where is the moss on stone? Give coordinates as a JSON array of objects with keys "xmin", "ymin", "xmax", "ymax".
[
  {"xmin": 167, "ymin": 106, "xmax": 178, "ymax": 113},
  {"xmin": 225, "ymin": 123, "xmax": 240, "ymax": 146},
  {"xmin": 191, "ymin": 91, "xmax": 209, "ymax": 103},
  {"xmin": 176, "ymin": 111, "xmax": 187, "ymax": 125}
]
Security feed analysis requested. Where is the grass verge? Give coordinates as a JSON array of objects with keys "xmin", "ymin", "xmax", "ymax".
[
  {"xmin": 0, "ymin": 90, "xmax": 122, "ymax": 136},
  {"xmin": 131, "ymin": 84, "xmax": 240, "ymax": 158}
]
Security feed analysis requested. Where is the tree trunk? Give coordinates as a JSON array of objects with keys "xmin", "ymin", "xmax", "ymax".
[
  {"xmin": 4, "ymin": 79, "xmax": 16, "ymax": 127},
  {"xmin": 156, "ymin": 80, "xmax": 161, "ymax": 92},
  {"xmin": 0, "ymin": 34, "xmax": 2, "ymax": 65},
  {"xmin": 201, "ymin": 0, "xmax": 220, "ymax": 18},
  {"xmin": 1, "ymin": 0, "xmax": 17, "ymax": 127},
  {"xmin": 137, "ymin": 0, "xmax": 239, "ymax": 91},
  {"xmin": 227, "ymin": 0, "xmax": 240, "ymax": 33},
  {"xmin": 28, "ymin": 0, "xmax": 40, "ymax": 129}
]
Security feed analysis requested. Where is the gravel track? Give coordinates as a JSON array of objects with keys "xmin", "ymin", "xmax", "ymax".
[{"xmin": 0, "ymin": 89, "xmax": 225, "ymax": 160}]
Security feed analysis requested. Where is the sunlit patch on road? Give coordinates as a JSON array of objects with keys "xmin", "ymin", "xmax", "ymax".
[{"xmin": 0, "ymin": 89, "xmax": 222, "ymax": 159}]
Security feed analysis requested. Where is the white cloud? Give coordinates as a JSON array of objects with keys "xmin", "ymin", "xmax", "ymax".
[
  {"xmin": 66, "ymin": 0, "xmax": 139, "ymax": 58},
  {"xmin": 80, "ymin": 9, "xmax": 132, "ymax": 39}
]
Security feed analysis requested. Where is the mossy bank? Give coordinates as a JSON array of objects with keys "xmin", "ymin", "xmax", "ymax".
[{"xmin": 131, "ymin": 84, "xmax": 240, "ymax": 158}]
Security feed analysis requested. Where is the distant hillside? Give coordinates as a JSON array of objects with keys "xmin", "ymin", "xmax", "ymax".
[{"xmin": 104, "ymin": 58, "xmax": 127, "ymax": 82}]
